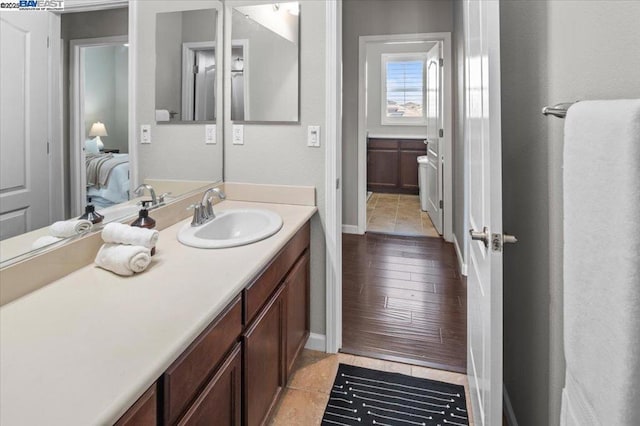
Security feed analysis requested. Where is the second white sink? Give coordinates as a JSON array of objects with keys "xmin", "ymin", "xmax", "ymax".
[{"xmin": 178, "ymin": 208, "xmax": 283, "ymax": 249}]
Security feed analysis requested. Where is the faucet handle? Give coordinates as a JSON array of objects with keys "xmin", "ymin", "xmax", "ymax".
[
  {"xmin": 188, "ymin": 203, "xmax": 203, "ymax": 227},
  {"xmin": 158, "ymin": 192, "xmax": 172, "ymax": 204}
]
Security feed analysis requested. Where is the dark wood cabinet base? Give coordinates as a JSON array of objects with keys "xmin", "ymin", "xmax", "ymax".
[{"xmin": 367, "ymin": 138, "xmax": 426, "ymax": 195}]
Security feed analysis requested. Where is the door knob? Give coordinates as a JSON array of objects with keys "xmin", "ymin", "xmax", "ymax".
[{"xmin": 469, "ymin": 227, "xmax": 490, "ymax": 248}]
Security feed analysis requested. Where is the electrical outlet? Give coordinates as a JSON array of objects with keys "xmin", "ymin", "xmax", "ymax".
[
  {"xmin": 233, "ymin": 124, "xmax": 244, "ymax": 145},
  {"xmin": 140, "ymin": 125, "xmax": 151, "ymax": 144},
  {"xmin": 307, "ymin": 125, "xmax": 321, "ymax": 147},
  {"xmin": 205, "ymin": 124, "xmax": 216, "ymax": 144}
]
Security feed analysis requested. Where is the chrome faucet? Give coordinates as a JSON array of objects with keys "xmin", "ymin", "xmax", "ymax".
[
  {"xmin": 190, "ymin": 187, "xmax": 226, "ymax": 227},
  {"xmin": 134, "ymin": 184, "xmax": 158, "ymax": 206}
]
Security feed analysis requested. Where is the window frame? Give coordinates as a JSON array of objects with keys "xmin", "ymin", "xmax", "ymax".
[{"xmin": 380, "ymin": 52, "xmax": 428, "ymax": 126}]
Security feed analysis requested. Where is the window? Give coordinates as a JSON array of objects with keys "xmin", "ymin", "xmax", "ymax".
[{"xmin": 381, "ymin": 53, "xmax": 427, "ymax": 125}]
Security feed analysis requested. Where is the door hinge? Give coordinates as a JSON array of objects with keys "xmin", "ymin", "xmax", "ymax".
[
  {"xmin": 47, "ymin": 37, "xmax": 50, "ymax": 48},
  {"xmin": 193, "ymin": 65, "xmax": 199, "ymax": 74},
  {"xmin": 336, "ymin": 178, "xmax": 340, "ymax": 190},
  {"xmin": 439, "ymin": 200, "xmax": 443, "ymax": 209},
  {"xmin": 439, "ymin": 129, "xmax": 444, "ymax": 138},
  {"xmin": 439, "ymin": 58, "xmax": 444, "ymax": 67},
  {"xmin": 47, "ymin": 141, "xmax": 50, "ymax": 154}
]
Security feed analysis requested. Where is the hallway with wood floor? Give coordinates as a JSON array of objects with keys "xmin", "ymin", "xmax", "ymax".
[{"xmin": 342, "ymin": 232, "xmax": 467, "ymax": 373}]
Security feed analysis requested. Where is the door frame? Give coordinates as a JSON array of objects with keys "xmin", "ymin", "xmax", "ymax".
[
  {"xmin": 69, "ymin": 35, "xmax": 128, "ymax": 217},
  {"xmin": 181, "ymin": 41, "xmax": 216, "ymax": 121},
  {"xmin": 355, "ymin": 32, "xmax": 453, "ymax": 242}
]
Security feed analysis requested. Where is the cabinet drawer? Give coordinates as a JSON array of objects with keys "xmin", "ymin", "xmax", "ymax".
[
  {"xmin": 178, "ymin": 343, "xmax": 242, "ymax": 426},
  {"xmin": 399, "ymin": 139, "xmax": 426, "ymax": 150},
  {"xmin": 163, "ymin": 297, "xmax": 242, "ymax": 425},
  {"xmin": 115, "ymin": 384, "xmax": 157, "ymax": 426},
  {"xmin": 368, "ymin": 138, "xmax": 399, "ymax": 149},
  {"xmin": 244, "ymin": 222, "xmax": 310, "ymax": 325}
]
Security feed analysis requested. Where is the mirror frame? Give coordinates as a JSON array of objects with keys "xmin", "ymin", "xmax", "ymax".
[
  {"xmin": 154, "ymin": 6, "xmax": 224, "ymax": 125},
  {"xmin": 224, "ymin": 1, "xmax": 301, "ymax": 125}
]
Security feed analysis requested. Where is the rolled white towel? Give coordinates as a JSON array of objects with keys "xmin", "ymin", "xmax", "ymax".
[
  {"xmin": 49, "ymin": 219, "xmax": 93, "ymax": 238},
  {"xmin": 101, "ymin": 222, "xmax": 159, "ymax": 249},
  {"xmin": 31, "ymin": 236, "xmax": 63, "ymax": 250},
  {"xmin": 94, "ymin": 243, "xmax": 152, "ymax": 276}
]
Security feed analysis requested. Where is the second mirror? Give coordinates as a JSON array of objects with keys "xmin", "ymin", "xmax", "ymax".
[
  {"xmin": 230, "ymin": 2, "xmax": 300, "ymax": 123},
  {"xmin": 155, "ymin": 8, "xmax": 220, "ymax": 123}
]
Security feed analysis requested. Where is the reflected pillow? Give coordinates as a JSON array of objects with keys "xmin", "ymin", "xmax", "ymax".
[{"xmin": 85, "ymin": 138, "xmax": 99, "ymax": 154}]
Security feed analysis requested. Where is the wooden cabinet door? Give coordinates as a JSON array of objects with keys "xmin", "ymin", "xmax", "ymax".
[
  {"xmin": 399, "ymin": 150, "xmax": 423, "ymax": 191},
  {"xmin": 284, "ymin": 251, "xmax": 310, "ymax": 380},
  {"xmin": 367, "ymin": 149, "xmax": 399, "ymax": 191},
  {"xmin": 243, "ymin": 286, "xmax": 285, "ymax": 426},
  {"xmin": 178, "ymin": 344, "xmax": 242, "ymax": 426}
]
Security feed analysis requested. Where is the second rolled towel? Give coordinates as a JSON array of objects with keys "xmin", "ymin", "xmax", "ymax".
[
  {"xmin": 102, "ymin": 222, "xmax": 159, "ymax": 249},
  {"xmin": 95, "ymin": 243, "xmax": 152, "ymax": 276},
  {"xmin": 50, "ymin": 219, "xmax": 93, "ymax": 238}
]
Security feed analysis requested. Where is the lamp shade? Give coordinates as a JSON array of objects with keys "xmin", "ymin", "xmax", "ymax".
[{"xmin": 89, "ymin": 122, "xmax": 108, "ymax": 137}]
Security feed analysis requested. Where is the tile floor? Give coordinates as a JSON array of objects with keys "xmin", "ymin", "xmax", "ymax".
[
  {"xmin": 367, "ymin": 193, "xmax": 439, "ymax": 237},
  {"xmin": 269, "ymin": 349, "xmax": 474, "ymax": 426}
]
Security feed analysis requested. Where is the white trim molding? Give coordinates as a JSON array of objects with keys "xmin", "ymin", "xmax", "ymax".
[
  {"xmin": 357, "ymin": 33, "xmax": 454, "ymax": 242},
  {"xmin": 503, "ymin": 384, "xmax": 519, "ymax": 426},
  {"xmin": 453, "ymin": 233, "xmax": 468, "ymax": 276},
  {"xmin": 304, "ymin": 333, "xmax": 327, "ymax": 352},
  {"xmin": 342, "ymin": 224, "xmax": 359, "ymax": 234},
  {"xmin": 325, "ymin": 0, "xmax": 343, "ymax": 354}
]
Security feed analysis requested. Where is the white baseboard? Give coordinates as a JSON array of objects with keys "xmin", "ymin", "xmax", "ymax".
[
  {"xmin": 453, "ymin": 233, "xmax": 468, "ymax": 276},
  {"xmin": 305, "ymin": 332, "xmax": 327, "ymax": 352},
  {"xmin": 503, "ymin": 384, "xmax": 519, "ymax": 426},
  {"xmin": 342, "ymin": 224, "xmax": 359, "ymax": 234}
]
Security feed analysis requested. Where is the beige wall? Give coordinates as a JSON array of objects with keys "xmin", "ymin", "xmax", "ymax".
[
  {"xmin": 224, "ymin": 0, "xmax": 327, "ymax": 335},
  {"xmin": 500, "ymin": 1, "xmax": 640, "ymax": 425},
  {"xmin": 341, "ymin": 0, "xmax": 453, "ymax": 226},
  {"xmin": 134, "ymin": 0, "xmax": 223, "ymax": 185}
]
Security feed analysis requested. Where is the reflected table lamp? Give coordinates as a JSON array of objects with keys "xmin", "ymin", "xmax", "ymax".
[{"xmin": 89, "ymin": 122, "xmax": 108, "ymax": 151}]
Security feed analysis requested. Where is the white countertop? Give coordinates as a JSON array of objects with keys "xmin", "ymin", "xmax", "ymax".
[{"xmin": 0, "ymin": 200, "xmax": 316, "ymax": 426}]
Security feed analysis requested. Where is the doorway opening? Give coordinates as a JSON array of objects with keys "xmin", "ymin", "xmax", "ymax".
[{"xmin": 341, "ymin": 32, "xmax": 465, "ymax": 373}]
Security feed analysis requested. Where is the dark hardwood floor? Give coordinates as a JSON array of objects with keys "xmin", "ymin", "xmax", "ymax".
[{"xmin": 342, "ymin": 232, "xmax": 467, "ymax": 373}]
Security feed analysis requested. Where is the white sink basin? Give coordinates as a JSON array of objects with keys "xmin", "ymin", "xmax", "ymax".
[{"xmin": 177, "ymin": 208, "xmax": 283, "ymax": 249}]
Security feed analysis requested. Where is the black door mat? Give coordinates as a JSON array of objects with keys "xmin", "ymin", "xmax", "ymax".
[{"xmin": 321, "ymin": 364, "xmax": 469, "ymax": 426}]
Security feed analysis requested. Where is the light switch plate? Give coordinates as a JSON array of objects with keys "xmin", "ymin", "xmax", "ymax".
[
  {"xmin": 307, "ymin": 125, "xmax": 321, "ymax": 147},
  {"xmin": 205, "ymin": 124, "xmax": 216, "ymax": 144},
  {"xmin": 140, "ymin": 125, "xmax": 151, "ymax": 144},
  {"xmin": 232, "ymin": 124, "xmax": 244, "ymax": 145}
]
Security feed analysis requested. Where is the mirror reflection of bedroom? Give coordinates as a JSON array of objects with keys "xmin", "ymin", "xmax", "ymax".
[{"xmin": 66, "ymin": 10, "xmax": 130, "ymax": 215}]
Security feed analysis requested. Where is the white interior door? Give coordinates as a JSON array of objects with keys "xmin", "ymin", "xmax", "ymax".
[
  {"xmin": 464, "ymin": 0, "xmax": 504, "ymax": 425},
  {"xmin": 425, "ymin": 42, "xmax": 443, "ymax": 234},
  {"xmin": 0, "ymin": 12, "xmax": 51, "ymax": 240}
]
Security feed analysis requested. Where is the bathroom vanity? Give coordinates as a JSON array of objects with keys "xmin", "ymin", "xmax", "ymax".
[{"xmin": 0, "ymin": 198, "xmax": 315, "ymax": 426}]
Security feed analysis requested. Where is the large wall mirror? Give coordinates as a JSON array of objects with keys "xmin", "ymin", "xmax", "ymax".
[
  {"xmin": 229, "ymin": 2, "xmax": 300, "ymax": 123},
  {"xmin": 155, "ymin": 8, "xmax": 219, "ymax": 123},
  {"xmin": 0, "ymin": 1, "xmax": 223, "ymax": 267}
]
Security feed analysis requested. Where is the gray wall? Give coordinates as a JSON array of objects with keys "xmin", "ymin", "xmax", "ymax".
[
  {"xmin": 84, "ymin": 45, "xmax": 129, "ymax": 154},
  {"xmin": 135, "ymin": 0, "xmax": 223, "ymax": 184},
  {"xmin": 225, "ymin": 0, "xmax": 326, "ymax": 335},
  {"xmin": 61, "ymin": 7, "xmax": 128, "ymax": 217},
  {"xmin": 500, "ymin": 1, "xmax": 640, "ymax": 425},
  {"xmin": 341, "ymin": 0, "xmax": 453, "ymax": 227}
]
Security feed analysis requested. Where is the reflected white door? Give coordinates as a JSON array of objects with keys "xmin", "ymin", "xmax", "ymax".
[
  {"xmin": 464, "ymin": 0, "xmax": 504, "ymax": 425},
  {"xmin": 0, "ymin": 12, "xmax": 50, "ymax": 240},
  {"xmin": 425, "ymin": 42, "xmax": 443, "ymax": 234}
]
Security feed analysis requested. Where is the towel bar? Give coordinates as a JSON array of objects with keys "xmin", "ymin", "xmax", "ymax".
[{"xmin": 542, "ymin": 101, "xmax": 578, "ymax": 118}]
